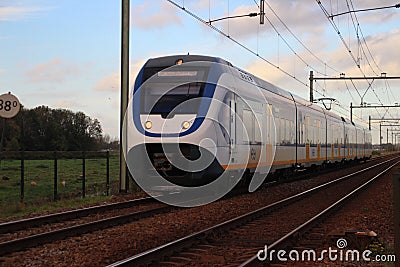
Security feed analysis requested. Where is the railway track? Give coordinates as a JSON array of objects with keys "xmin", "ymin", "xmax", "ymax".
[
  {"xmin": 0, "ymin": 154, "xmax": 395, "ymax": 264},
  {"xmin": 0, "ymin": 189, "xmax": 235, "ymax": 257},
  {"xmin": 239, "ymin": 159, "xmax": 399, "ymax": 266},
  {"xmin": 0, "ymin": 196, "xmax": 154, "ymax": 234},
  {"xmin": 106, "ymin": 156, "xmax": 399, "ymax": 267},
  {"xmin": 0, "ymin": 197, "xmax": 175, "ymax": 256}
]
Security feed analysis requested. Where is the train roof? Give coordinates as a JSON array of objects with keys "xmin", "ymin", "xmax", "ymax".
[
  {"xmin": 145, "ymin": 54, "xmax": 231, "ymax": 68},
  {"xmin": 144, "ymin": 54, "xmax": 366, "ymax": 129}
]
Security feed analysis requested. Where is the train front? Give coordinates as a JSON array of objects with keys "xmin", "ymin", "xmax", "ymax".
[{"xmin": 125, "ymin": 55, "xmax": 230, "ymax": 190}]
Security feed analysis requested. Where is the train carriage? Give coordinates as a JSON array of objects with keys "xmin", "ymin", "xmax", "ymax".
[{"xmin": 127, "ymin": 54, "xmax": 372, "ymax": 188}]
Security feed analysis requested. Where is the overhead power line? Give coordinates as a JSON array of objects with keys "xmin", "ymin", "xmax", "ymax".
[
  {"xmin": 258, "ymin": 0, "xmax": 340, "ymax": 74},
  {"xmin": 251, "ymin": 0, "xmax": 336, "ymax": 77},
  {"xmin": 166, "ymin": 0, "xmax": 309, "ymax": 87},
  {"xmin": 329, "ymin": 2, "xmax": 400, "ymax": 18},
  {"xmin": 207, "ymin": 12, "xmax": 258, "ymax": 24},
  {"xmin": 316, "ymin": 0, "xmax": 390, "ymax": 114}
]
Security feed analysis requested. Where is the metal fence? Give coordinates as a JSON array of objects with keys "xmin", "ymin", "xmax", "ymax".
[{"xmin": 0, "ymin": 151, "xmax": 113, "ymax": 203}]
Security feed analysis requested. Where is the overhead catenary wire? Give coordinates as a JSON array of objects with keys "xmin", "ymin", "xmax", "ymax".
[
  {"xmin": 167, "ymin": 0, "xmax": 388, "ymax": 128},
  {"xmin": 250, "ymin": 0, "xmax": 333, "ymax": 77},
  {"xmin": 316, "ymin": 0, "xmax": 390, "ymax": 113},
  {"xmin": 329, "ymin": 2, "xmax": 400, "ymax": 18},
  {"xmin": 165, "ymin": 0, "xmax": 309, "ymax": 87},
  {"xmin": 316, "ymin": 0, "xmax": 387, "ymax": 123},
  {"xmin": 347, "ymin": 0, "xmax": 400, "ymax": 113},
  {"xmin": 331, "ymin": 0, "xmax": 400, "ymax": 118},
  {"xmin": 251, "ymin": 0, "xmax": 374, "ymax": 123},
  {"xmin": 256, "ymin": 0, "xmax": 340, "ymax": 74},
  {"xmin": 346, "ymin": 0, "xmax": 381, "ymax": 76}
]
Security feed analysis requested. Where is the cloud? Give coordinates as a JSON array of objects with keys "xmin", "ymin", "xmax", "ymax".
[
  {"xmin": 241, "ymin": 28, "xmax": 400, "ymax": 104},
  {"xmin": 189, "ymin": 0, "xmax": 224, "ymax": 11},
  {"xmin": 26, "ymin": 58, "xmax": 81, "ymax": 83},
  {"xmin": 245, "ymin": 57, "xmax": 302, "ymax": 92},
  {"xmin": 0, "ymin": 5, "xmax": 48, "ymax": 21},
  {"xmin": 94, "ymin": 60, "xmax": 146, "ymax": 92},
  {"xmin": 94, "ymin": 72, "xmax": 120, "ymax": 92},
  {"xmin": 132, "ymin": 1, "xmax": 182, "ymax": 29},
  {"xmin": 53, "ymin": 100, "xmax": 81, "ymax": 109},
  {"xmin": 217, "ymin": 1, "xmax": 325, "ymax": 40},
  {"xmin": 325, "ymin": 29, "xmax": 400, "ymax": 77}
]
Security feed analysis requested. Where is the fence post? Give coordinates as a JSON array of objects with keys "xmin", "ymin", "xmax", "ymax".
[
  {"xmin": 20, "ymin": 151, "xmax": 24, "ymax": 202},
  {"xmin": 106, "ymin": 150, "xmax": 110, "ymax": 196},
  {"xmin": 394, "ymin": 170, "xmax": 400, "ymax": 267},
  {"xmin": 54, "ymin": 151, "xmax": 58, "ymax": 201},
  {"xmin": 82, "ymin": 152, "xmax": 86, "ymax": 198}
]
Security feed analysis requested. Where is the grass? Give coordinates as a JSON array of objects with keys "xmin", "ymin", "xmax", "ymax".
[
  {"xmin": 0, "ymin": 195, "xmax": 112, "ymax": 221},
  {"xmin": 0, "ymin": 151, "xmax": 125, "ymax": 220}
]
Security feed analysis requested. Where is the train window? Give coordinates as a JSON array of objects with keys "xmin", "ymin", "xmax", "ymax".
[
  {"xmin": 141, "ymin": 66, "xmax": 208, "ymax": 84},
  {"xmin": 300, "ymin": 122, "xmax": 304, "ymax": 145},
  {"xmin": 243, "ymin": 109, "xmax": 253, "ymax": 143},
  {"xmin": 316, "ymin": 120, "xmax": 321, "ymax": 144},
  {"xmin": 140, "ymin": 82, "xmax": 205, "ymax": 115},
  {"xmin": 311, "ymin": 121, "xmax": 314, "ymax": 144},
  {"xmin": 219, "ymin": 92, "xmax": 232, "ymax": 144},
  {"xmin": 275, "ymin": 118, "xmax": 281, "ymax": 144},
  {"xmin": 305, "ymin": 116, "xmax": 310, "ymax": 144},
  {"xmin": 266, "ymin": 105, "xmax": 272, "ymax": 144},
  {"xmin": 290, "ymin": 120, "xmax": 295, "ymax": 144},
  {"xmin": 284, "ymin": 119, "xmax": 289, "ymax": 144},
  {"xmin": 142, "ymin": 66, "xmax": 168, "ymax": 83},
  {"xmin": 254, "ymin": 112, "xmax": 263, "ymax": 143}
]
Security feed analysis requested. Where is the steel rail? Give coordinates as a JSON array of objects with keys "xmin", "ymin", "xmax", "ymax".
[
  {"xmin": 0, "ymin": 196, "xmax": 154, "ymax": 234},
  {"xmin": 239, "ymin": 160, "xmax": 400, "ymax": 266},
  {"xmin": 0, "ymin": 204, "xmax": 175, "ymax": 256},
  {"xmin": 106, "ymin": 156, "xmax": 399, "ymax": 267}
]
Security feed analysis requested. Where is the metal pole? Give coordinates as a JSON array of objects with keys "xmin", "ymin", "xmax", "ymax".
[
  {"xmin": 106, "ymin": 150, "xmax": 110, "ymax": 196},
  {"xmin": 54, "ymin": 152, "xmax": 58, "ymax": 201},
  {"xmin": 393, "ymin": 170, "xmax": 400, "ymax": 267},
  {"xmin": 20, "ymin": 151, "xmax": 24, "ymax": 202},
  {"xmin": 387, "ymin": 128, "xmax": 389, "ymax": 147},
  {"xmin": 369, "ymin": 115, "xmax": 371, "ymax": 130},
  {"xmin": 380, "ymin": 123, "xmax": 382, "ymax": 151},
  {"xmin": 82, "ymin": 152, "xmax": 86, "ymax": 198},
  {"xmin": 309, "ymin": 71, "xmax": 314, "ymax": 103},
  {"xmin": 259, "ymin": 0, "xmax": 265, "ymax": 24},
  {"xmin": 350, "ymin": 102, "xmax": 353, "ymax": 123},
  {"xmin": 120, "ymin": 0, "xmax": 130, "ymax": 193}
]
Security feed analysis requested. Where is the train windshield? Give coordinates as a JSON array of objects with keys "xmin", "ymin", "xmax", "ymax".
[
  {"xmin": 140, "ymin": 66, "xmax": 209, "ymax": 116},
  {"xmin": 140, "ymin": 82, "xmax": 205, "ymax": 115}
]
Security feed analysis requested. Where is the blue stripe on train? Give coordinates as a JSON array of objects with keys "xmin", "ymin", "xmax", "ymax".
[{"xmin": 132, "ymin": 62, "xmax": 220, "ymax": 137}]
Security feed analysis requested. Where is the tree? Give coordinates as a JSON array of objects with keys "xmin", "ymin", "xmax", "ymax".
[{"xmin": 0, "ymin": 105, "xmax": 106, "ymax": 151}]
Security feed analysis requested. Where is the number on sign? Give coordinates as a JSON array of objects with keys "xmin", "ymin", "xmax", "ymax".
[{"xmin": 0, "ymin": 93, "xmax": 21, "ymax": 118}]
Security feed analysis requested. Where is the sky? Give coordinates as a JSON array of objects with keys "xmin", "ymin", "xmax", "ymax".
[{"xmin": 1, "ymin": 0, "xmax": 400, "ymax": 144}]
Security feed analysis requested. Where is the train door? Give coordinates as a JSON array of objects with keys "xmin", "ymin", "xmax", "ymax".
[
  {"xmin": 266, "ymin": 104, "xmax": 274, "ymax": 166},
  {"xmin": 229, "ymin": 95, "xmax": 236, "ymax": 149},
  {"xmin": 298, "ymin": 111, "xmax": 304, "ymax": 162},
  {"xmin": 266, "ymin": 104, "xmax": 273, "ymax": 145}
]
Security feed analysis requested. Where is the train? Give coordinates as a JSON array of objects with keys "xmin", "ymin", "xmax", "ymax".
[{"xmin": 125, "ymin": 54, "xmax": 372, "ymax": 192}]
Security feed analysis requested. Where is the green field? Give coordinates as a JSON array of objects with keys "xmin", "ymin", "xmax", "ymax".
[{"xmin": 0, "ymin": 151, "xmax": 127, "ymax": 219}]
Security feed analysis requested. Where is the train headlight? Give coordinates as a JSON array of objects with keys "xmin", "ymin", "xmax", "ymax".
[
  {"xmin": 144, "ymin": 121, "xmax": 152, "ymax": 129},
  {"xmin": 182, "ymin": 121, "xmax": 191, "ymax": 130}
]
